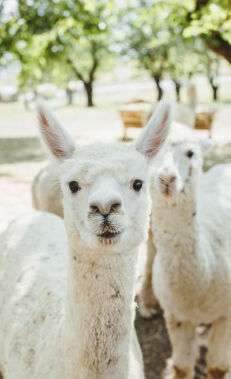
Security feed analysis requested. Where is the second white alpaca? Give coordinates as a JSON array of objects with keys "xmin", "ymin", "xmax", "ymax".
[
  {"xmin": 32, "ymin": 161, "xmax": 63, "ymax": 217},
  {"xmin": 148, "ymin": 122, "xmax": 231, "ymax": 379},
  {"xmin": 0, "ymin": 100, "xmax": 171, "ymax": 379}
]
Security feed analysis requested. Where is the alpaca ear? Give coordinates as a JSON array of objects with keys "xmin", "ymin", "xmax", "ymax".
[
  {"xmin": 135, "ymin": 100, "xmax": 172, "ymax": 160},
  {"xmin": 199, "ymin": 137, "xmax": 214, "ymax": 154},
  {"xmin": 37, "ymin": 100, "xmax": 76, "ymax": 160}
]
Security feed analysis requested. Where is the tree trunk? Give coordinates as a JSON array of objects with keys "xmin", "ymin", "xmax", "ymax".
[
  {"xmin": 204, "ymin": 33, "xmax": 231, "ymax": 64},
  {"xmin": 187, "ymin": 1, "xmax": 231, "ymax": 63},
  {"xmin": 24, "ymin": 98, "xmax": 30, "ymax": 111},
  {"xmin": 211, "ymin": 85, "xmax": 218, "ymax": 101},
  {"xmin": 33, "ymin": 89, "xmax": 38, "ymax": 99},
  {"xmin": 66, "ymin": 88, "xmax": 73, "ymax": 106},
  {"xmin": 83, "ymin": 81, "xmax": 94, "ymax": 107},
  {"xmin": 173, "ymin": 80, "xmax": 181, "ymax": 102},
  {"xmin": 153, "ymin": 76, "xmax": 163, "ymax": 101},
  {"xmin": 209, "ymin": 78, "xmax": 218, "ymax": 101}
]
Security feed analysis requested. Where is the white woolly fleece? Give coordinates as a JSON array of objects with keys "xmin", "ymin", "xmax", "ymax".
[
  {"xmin": 150, "ymin": 123, "xmax": 231, "ymax": 377},
  {"xmin": 0, "ymin": 99, "xmax": 172, "ymax": 379}
]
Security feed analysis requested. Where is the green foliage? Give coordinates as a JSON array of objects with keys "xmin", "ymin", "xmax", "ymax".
[
  {"xmin": 147, "ymin": 0, "xmax": 231, "ymax": 62},
  {"xmin": 123, "ymin": 0, "xmax": 228, "ymax": 100},
  {"xmin": 123, "ymin": 2, "xmax": 196, "ymax": 98},
  {"xmin": 0, "ymin": 0, "xmax": 229, "ymax": 106},
  {"xmin": 0, "ymin": 0, "xmax": 117, "ymax": 105}
]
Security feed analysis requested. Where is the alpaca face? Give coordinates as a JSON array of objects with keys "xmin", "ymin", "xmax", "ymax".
[
  {"xmin": 155, "ymin": 142, "xmax": 201, "ymax": 197},
  {"xmin": 37, "ymin": 100, "xmax": 172, "ymax": 254},
  {"xmin": 152, "ymin": 123, "xmax": 213, "ymax": 198},
  {"xmin": 60, "ymin": 144, "xmax": 151, "ymax": 252}
]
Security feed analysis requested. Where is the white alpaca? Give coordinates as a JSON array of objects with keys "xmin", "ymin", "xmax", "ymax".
[
  {"xmin": 0, "ymin": 100, "xmax": 171, "ymax": 379},
  {"xmin": 138, "ymin": 122, "xmax": 199, "ymax": 319},
  {"xmin": 146, "ymin": 122, "xmax": 231, "ymax": 379},
  {"xmin": 32, "ymin": 161, "xmax": 63, "ymax": 217}
]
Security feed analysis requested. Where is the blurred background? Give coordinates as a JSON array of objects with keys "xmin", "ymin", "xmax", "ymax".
[{"xmin": 0, "ymin": 1, "xmax": 230, "ymax": 377}]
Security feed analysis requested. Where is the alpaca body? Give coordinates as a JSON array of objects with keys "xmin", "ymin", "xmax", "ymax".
[
  {"xmin": 153, "ymin": 163, "xmax": 231, "ymax": 324},
  {"xmin": 32, "ymin": 162, "xmax": 63, "ymax": 217},
  {"xmin": 0, "ymin": 212, "xmax": 143, "ymax": 379},
  {"xmin": 148, "ymin": 122, "xmax": 231, "ymax": 377},
  {"xmin": 0, "ymin": 213, "xmax": 66, "ymax": 378},
  {"xmin": 0, "ymin": 100, "xmax": 172, "ymax": 378}
]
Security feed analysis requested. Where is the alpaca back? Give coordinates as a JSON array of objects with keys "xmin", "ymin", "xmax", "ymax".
[
  {"xmin": 153, "ymin": 163, "xmax": 231, "ymax": 323},
  {"xmin": 0, "ymin": 212, "xmax": 144, "ymax": 379},
  {"xmin": 32, "ymin": 163, "xmax": 63, "ymax": 218},
  {"xmin": 0, "ymin": 211, "xmax": 67, "ymax": 378},
  {"xmin": 199, "ymin": 163, "xmax": 231, "ymax": 267}
]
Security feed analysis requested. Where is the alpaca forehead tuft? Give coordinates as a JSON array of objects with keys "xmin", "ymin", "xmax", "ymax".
[
  {"xmin": 151, "ymin": 122, "xmax": 201, "ymax": 172},
  {"xmin": 72, "ymin": 142, "xmax": 145, "ymax": 161},
  {"xmin": 61, "ymin": 142, "xmax": 149, "ymax": 185},
  {"xmin": 168, "ymin": 122, "xmax": 198, "ymax": 146}
]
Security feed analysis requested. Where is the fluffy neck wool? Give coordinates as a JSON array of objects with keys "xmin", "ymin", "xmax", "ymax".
[
  {"xmin": 151, "ymin": 180, "xmax": 201, "ymax": 274},
  {"xmin": 63, "ymin": 240, "xmax": 138, "ymax": 379},
  {"xmin": 151, "ymin": 182, "xmax": 213, "ymax": 301},
  {"xmin": 152, "ymin": 180, "xmax": 198, "ymax": 232}
]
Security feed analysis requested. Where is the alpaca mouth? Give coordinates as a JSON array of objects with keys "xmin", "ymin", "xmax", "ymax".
[
  {"xmin": 161, "ymin": 184, "xmax": 172, "ymax": 197},
  {"xmin": 97, "ymin": 225, "xmax": 121, "ymax": 245}
]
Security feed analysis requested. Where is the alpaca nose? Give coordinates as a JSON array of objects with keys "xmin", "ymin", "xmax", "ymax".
[
  {"xmin": 159, "ymin": 175, "xmax": 177, "ymax": 185},
  {"xmin": 89, "ymin": 199, "xmax": 122, "ymax": 217}
]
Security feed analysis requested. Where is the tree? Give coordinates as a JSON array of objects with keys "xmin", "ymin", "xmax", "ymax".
[
  {"xmin": 186, "ymin": 0, "xmax": 231, "ymax": 63},
  {"xmin": 129, "ymin": 33, "xmax": 169, "ymax": 100},
  {"xmin": 166, "ymin": 39, "xmax": 208, "ymax": 101},
  {"xmin": 124, "ymin": 4, "xmax": 173, "ymax": 100},
  {"xmin": 147, "ymin": 0, "xmax": 231, "ymax": 63},
  {"xmin": 125, "ymin": 0, "xmax": 229, "ymax": 103},
  {"xmin": 125, "ymin": 3, "xmax": 201, "ymax": 101},
  {"xmin": 0, "ymin": 0, "xmax": 116, "ymax": 106},
  {"xmin": 200, "ymin": 48, "xmax": 222, "ymax": 101}
]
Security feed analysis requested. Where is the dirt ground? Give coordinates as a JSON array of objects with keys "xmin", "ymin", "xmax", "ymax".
[{"xmin": 1, "ymin": 103, "xmax": 231, "ymax": 378}]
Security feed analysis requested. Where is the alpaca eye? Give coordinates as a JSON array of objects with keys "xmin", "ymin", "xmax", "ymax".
[
  {"xmin": 186, "ymin": 150, "xmax": 194, "ymax": 158},
  {"xmin": 132, "ymin": 179, "xmax": 143, "ymax": 192},
  {"xmin": 69, "ymin": 181, "xmax": 80, "ymax": 193}
]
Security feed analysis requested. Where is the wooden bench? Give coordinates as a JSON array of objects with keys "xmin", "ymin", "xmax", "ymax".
[
  {"xmin": 118, "ymin": 109, "xmax": 146, "ymax": 138},
  {"xmin": 119, "ymin": 108, "xmax": 214, "ymax": 139},
  {"xmin": 195, "ymin": 112, "xmax": 214, "ymax": 138}
]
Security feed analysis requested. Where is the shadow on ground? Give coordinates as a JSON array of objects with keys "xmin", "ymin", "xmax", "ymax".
[
  {"xmin": 0, "ymin": 137, "xmax": 45, "ymax": 164},
  {"xmin": 135, "ymin": 311, "xmax": 171, "ymax": 378},
  {"xmin": 135, "ymin": 310, "xmax": 208, "ymax": 379}
]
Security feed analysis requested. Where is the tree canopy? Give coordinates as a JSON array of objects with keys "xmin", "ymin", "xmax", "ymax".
[
  {"xmin": 123, "ymin": 0, "xmax": 229, "ymax": 100},
  {"xmin": 146, "ymin": 0, "xmax": 231, "ymax": 63},
  {"xmin": 0, "ymin": 0, "xmax": 230, "ymax": 106},
  {"xmin": 0, "ymin": 0, "xmax": 117, "ymax": 106}
]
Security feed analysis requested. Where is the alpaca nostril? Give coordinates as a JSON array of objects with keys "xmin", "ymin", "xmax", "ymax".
[
  {"xmin": 90, "ymin": 205, "xmax": 100, "ymax": 214},
  {"xmin": 110, "ymin": 202, "xmax": 121, "ymax": 213},
  {"xmin": 169, "ymin": 176, "xmax": 177, "ymax": 183},
  {"xmin": 89, "ymin": 200, "xmax": 122, "ymax": 216},
  {"xmin": 159, "ymin": 175, "xmax": 176, "ymax": 185}
]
